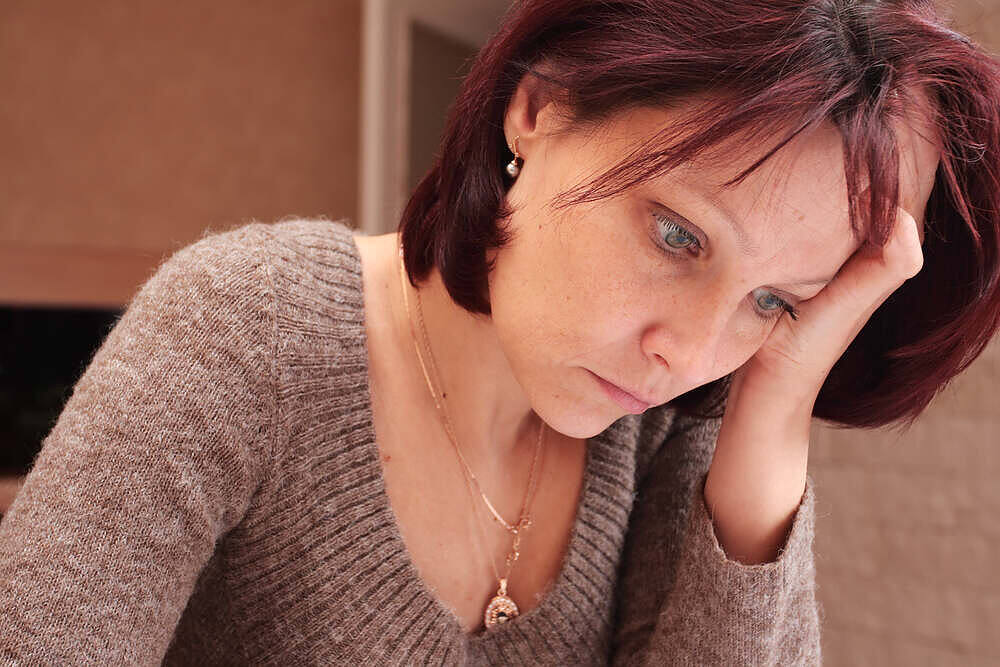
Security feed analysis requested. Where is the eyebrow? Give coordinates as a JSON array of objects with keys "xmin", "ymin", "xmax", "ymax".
[
  {"xmin": 693, "ymin": 190, "xmax": 837, "ymax": 288},
  {"xmin": 696, "ymin": 189, "xmax": 757, "ymax": 256}
]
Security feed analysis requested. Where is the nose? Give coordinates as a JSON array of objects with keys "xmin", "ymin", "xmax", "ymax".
[{"xmin": 640, "ymin": 288, "xmax": 734, "ymax": 389}]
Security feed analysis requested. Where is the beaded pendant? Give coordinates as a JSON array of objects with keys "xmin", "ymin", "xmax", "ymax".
[{"xmin": 483, "ymin": 579, "xmax": 519, "ymax": 628}]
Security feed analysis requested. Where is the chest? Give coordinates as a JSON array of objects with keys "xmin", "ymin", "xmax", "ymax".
[
  {"xmin": 366, "ymin": 361, "xmax": 588, "ymax": 633},
  {"xmin": 354, "ymin": 232, "xmax": 591, "ymax": 633}
]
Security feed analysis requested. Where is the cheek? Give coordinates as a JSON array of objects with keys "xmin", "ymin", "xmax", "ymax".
[
  {"xmin": 713, "ymin": 317, "xmax": 775, "ymax": 376},
  {"xmin": 490, "ymin": 261, "xmax": 610, "ymax": 364},
  {"xmin": 489, "ymin": 245, "xmax": 636, "ymax": 379},
  {"xmin": 655, "ymin": 284, "xmax": 777, "ymax": 385},
  {"xmin": 731, "ymin": 325, "xmax": 769, "ymax": 361}
]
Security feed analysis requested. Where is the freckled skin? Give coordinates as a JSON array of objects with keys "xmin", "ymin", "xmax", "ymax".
[
  {"xmin": 354, "ymin": 78, "xmax": 939, "ymax": 628},
  {"xmin": 382, "ymin": 79, "xmax": 938, "ymax": 457},
  {"xmin": 489, "ymin": 96, "xmax": 871, "ymax": 439}
]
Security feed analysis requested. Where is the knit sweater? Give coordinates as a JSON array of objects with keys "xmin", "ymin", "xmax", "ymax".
[{"xmin": 0, "ymin": 218, "xmax": 822, "ymax": 666}]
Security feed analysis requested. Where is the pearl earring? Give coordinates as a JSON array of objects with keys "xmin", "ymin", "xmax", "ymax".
[{"xmin": 505, "ymin": 136, "xmax": 522, "ymax": 178}]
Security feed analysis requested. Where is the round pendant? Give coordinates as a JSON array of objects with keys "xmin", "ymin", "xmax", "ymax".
[{"xmin": 484, "ymin": 594, "xmax": 519, "ymax": 628}]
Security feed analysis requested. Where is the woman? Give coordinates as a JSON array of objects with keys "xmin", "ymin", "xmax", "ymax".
[{"xmin": 2, "ymin": 0, "xmax": 997, "ymax": 664}]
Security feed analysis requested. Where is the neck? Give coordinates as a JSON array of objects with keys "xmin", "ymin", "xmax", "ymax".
[{"xmin": 393, "ymin": 235, "xmax": 539, "ymax": 466}]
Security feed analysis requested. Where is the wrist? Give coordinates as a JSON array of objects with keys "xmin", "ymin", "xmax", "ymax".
[
  {"xmin": 702, "ymin": 377, "xmax": 812, "ymax": 564},
  {"xmin": 728, "ymin": 361, "xmax": 818, "ymax": 433}
]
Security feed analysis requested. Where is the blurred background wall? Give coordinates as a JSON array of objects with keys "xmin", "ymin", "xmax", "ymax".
[
  {"xmin": 0, "ymin": 0, "xmax": 364, "ymax": 506},
  {"xmin": 0, "ymin": 0, "xmax": 997, "ymax": 663},
  {"xmin": 806, "ymin": 6, "xmax": 1000, "ymax": 666},
  {"xmin": 0, "ymin": 0, "xmax": 361, "ymax": 309}
]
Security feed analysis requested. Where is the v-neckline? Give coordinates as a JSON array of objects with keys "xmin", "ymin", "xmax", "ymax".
[{"xmin": 346, "ymin": 229, "xmax": 621, "ymax": 644}]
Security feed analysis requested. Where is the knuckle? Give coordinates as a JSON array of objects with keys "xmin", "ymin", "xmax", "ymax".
[
  {"xmin": 883, "ymin": 235, "xmax": 924, "ymax": 280},
  {"xmin": 898, "ymin": 245, "xmax": 925, "ymax": 279},
  {"xmin": 904, "ymin": 252, "xmax": 925, "ymax": 279}
]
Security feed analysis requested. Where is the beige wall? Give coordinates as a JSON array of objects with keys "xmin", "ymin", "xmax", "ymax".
[
  {"xmin": 0, "ymin": 0, "xmax": 361, "ymax": 309},
  {"xmin": 812, "ymin": 341, "xmax": 1000, "ymax": 665},
  {"xmin": 814, "ymin": 4, "xmax": 1000, "ymax": 663},
  {"xmin": 408, "ymin": 20, "xmax": 476, "ymax": 195}
]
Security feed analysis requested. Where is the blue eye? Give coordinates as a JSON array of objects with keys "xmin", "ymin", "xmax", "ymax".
[
  {"xmin": 650, "ymin": 210, "xmax": 800, "ymax": 323},
  {"xmin": 753, "ymin": 288, "xmax": 798, "ymax": 322},
  {"xmin": 755, "ymin": 291, "xmax": 783, "ymax": 310},
  {"xmin": 653, "ymin": 212, "xmax": 702, "ymax": 255}
]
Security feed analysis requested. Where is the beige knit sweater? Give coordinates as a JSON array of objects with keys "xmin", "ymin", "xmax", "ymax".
[{"xmin": 0, "ymin": 218, "xmax": 821, "ymax": 666}]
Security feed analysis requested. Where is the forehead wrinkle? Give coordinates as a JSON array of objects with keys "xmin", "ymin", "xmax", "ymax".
[
  {"xmin": 701, "ymin": 165, "xmax": 851, "ymax": 291},
  {"xmin": 725, "ymin": 144, "xmax": 846, "ymax": 247},
  {"xmin": 696, "ymin": 188, "xmax": 759, "ymax": 256},
  {"xmin": 677, "ymin": 146, "xmax": 804, "ymax": 259}
]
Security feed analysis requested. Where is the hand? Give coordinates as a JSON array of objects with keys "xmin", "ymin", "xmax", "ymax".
[
  {"xmin": 730, "ymin": 84, "xmax": 939, "ymax": 417},
  {"xmin": 704, "ymin": 94, "xmax": 939, "ymax": 564},
  {"xmin": 703, "ymin": 206, "xmax": 925, "ymax": 564},
  {"xmin": 731, "ymin": 204, "xmax": 925, "ymax": 418}
]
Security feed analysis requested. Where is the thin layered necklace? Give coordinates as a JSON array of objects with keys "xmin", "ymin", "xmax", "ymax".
[{"xmin": 396, "ymin": 243, "xmax": 546, "ymax": 629}]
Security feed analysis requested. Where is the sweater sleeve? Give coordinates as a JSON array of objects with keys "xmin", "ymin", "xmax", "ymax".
[
  {"xmin": 0, "ymin": 224, "xmax": 278, "ymax": 666},
  {"xmin": 611, "ymin": 414, "xmax": 822, "ymax": 666}
]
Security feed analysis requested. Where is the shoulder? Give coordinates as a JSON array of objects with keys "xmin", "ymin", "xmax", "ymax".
[
  {"xmin": 255, "ymin": 215, "xmax": 360, "ymax": 270},
  {"xmin": 117, "ymin": 215, "xmax": 361, "ymax": 398},
  {"xmin": 156, "ymin": 216, "xmax": 357, "ymax": 284},
  {"xmin": 120, "ymin": 215, "xmax": 364, "ymax": 466},
  {"xmin": 142, "ymin": 215, "xmax": 360, "ymax": 318},
  {"xmin": 248, "ymin": 216, "xmax": 365, "ymax": 318}
]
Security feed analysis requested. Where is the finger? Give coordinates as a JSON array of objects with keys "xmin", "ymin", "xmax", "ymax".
[
  {"xmin": 893, "ymin": 87, "xmax": 941, "ymax": 245},
  {"xmin": 792, "ymin": 207, "xmax": 923, "ymax": 360}
]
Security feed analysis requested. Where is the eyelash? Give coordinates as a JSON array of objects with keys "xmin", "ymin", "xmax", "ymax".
[{"xmin": 651, "ymin": 212, "xmax": 800, "ymax": 322}]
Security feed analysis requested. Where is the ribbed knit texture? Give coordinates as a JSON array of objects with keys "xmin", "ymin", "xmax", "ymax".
[{"xmin": 0, "ymin": 218, "xmax": 822, "ymax": 666}]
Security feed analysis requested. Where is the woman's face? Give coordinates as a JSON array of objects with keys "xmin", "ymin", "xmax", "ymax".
[{"xmin": 487, "ymin": 101, "xmax": 933, "ymax": 439}]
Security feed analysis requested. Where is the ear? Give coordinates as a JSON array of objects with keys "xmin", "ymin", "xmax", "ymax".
[{"xmin": 503, "ymin": 68, "xmax": 564, "ymax": 158}]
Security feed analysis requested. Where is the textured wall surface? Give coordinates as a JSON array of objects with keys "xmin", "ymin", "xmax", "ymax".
[
  {"xmin": 0, "ymin": 0, "xmax": 361, "ymax": 307},
  {"xmin": 811, "ymin": 341, "xmax": 1000, "ymax": 665},
  {"xmin": 408, "ymin": 20, "xmax": 476, "ymax": 196},
  {"xmin": 813, "ymin": 5, "xmax": 1000, "ymax": 664}
]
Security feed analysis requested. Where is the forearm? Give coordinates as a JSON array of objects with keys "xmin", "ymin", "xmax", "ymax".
[
  {"xmin": 703, "ymin": 382, "xmax": 812, "ymax": 565},
  {"xmin": 611, "ymin": 403, "xmax": 822, "ymax": 664}
]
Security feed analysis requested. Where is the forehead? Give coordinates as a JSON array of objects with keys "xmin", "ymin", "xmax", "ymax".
[
  {"xmin": 591, "ymin": 104, "xmax": 859, "ymax": 253},
  {"xmin": 679, "ymin": 125, "xmax": 855, "ymax": 252},
  {"xmin": 583, "ymin": 92, "xmax": 941, "ymax": 244}
]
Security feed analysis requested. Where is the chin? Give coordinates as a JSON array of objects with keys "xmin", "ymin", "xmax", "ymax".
[{"xmin": 532, "ymin": 394, "xmax": 623, "ymax": 440}]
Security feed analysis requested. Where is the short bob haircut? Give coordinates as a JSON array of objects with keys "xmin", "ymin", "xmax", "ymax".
[{"xmin": 399, "ymin": 0, "xmax": 1000, "ymax": 431}]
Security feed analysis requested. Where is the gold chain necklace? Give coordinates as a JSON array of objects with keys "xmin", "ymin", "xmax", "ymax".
[{"xmin": 396, "ymin": 243, "xmax": 546, "ymax": 628}]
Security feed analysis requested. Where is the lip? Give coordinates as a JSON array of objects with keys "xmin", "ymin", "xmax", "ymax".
[{"xmin": 589, "ymin": 371, "xmax": 652, "ymax": 414}]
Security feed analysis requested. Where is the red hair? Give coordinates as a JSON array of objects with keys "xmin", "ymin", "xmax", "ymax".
[{"xmin": 399, "ymin": 0, "xmax": 1000, "ymax": 430}]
